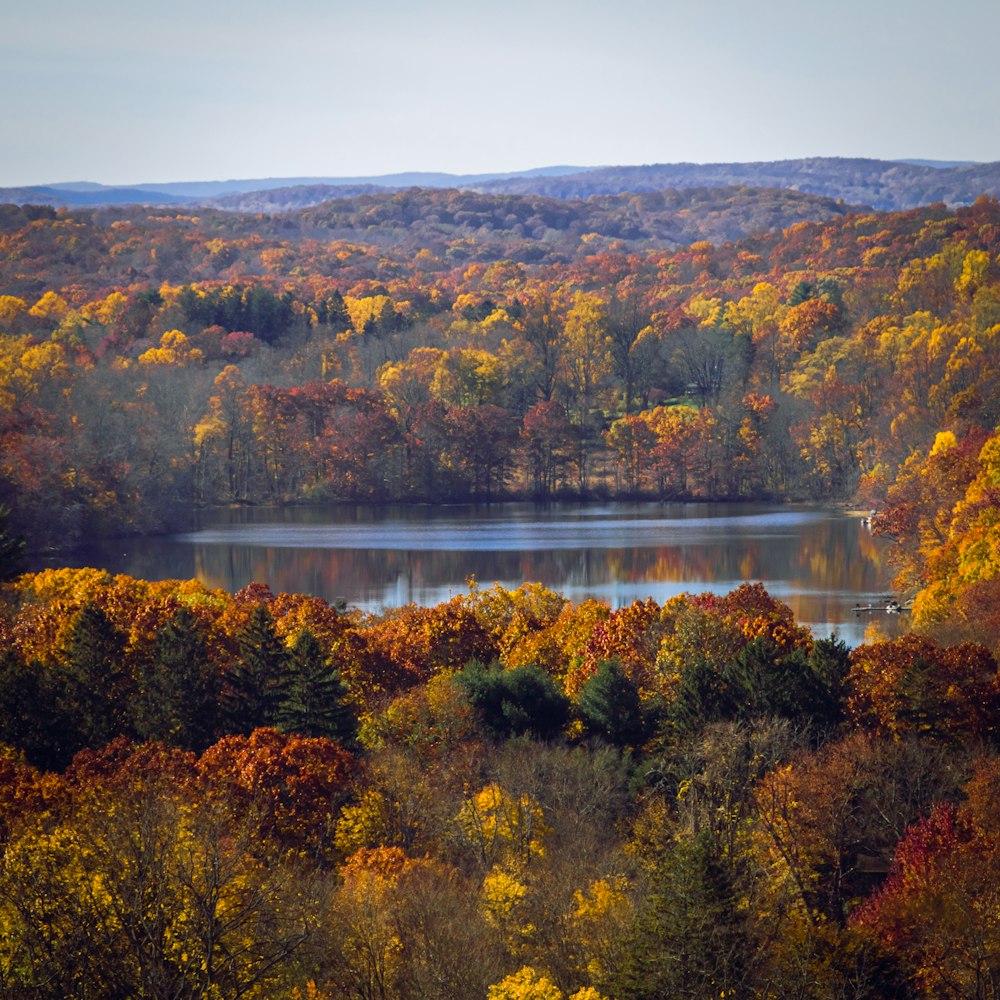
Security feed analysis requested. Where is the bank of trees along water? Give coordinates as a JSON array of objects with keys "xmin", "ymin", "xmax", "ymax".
[
  {"xmin": 2, "ymin": 196, "xmax": 1000, "ymax": 552},
  {"xmin": 1, "ymin": 571, "xmax": 1000, "ymax": 998}
]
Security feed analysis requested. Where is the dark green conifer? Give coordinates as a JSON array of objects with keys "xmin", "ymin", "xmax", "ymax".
[
  {"xmin": 668, "ymin": 657, "xmax": 733, "ymax": 737},
  {"xmin": 456, "ymin": 659, "xmax": 569, "ymax": 740},
  {"xmin": 61, "ymin": 601, "xmax": 131, "ymax": 750},
  {"xmin": 0, "ymin": 647, "xmax": 76, "ymax": 769},
  {"xmin": 134, "ymin": 607, "xmax": 220, "ymax": 751},
  {"xmin": 610, "ymin": 832, "xmax": 750, "ymax": 1000},
  {"xmin": 222, "ymin": 603, "xmax": 288, "ymax": 734},
  {"xmin": 577, "ymin": 659, "xmax": 644, "ymax": 747},
  {"xmin": 275, "ymin": 629, "xmax": 358, "ymax": 747}
]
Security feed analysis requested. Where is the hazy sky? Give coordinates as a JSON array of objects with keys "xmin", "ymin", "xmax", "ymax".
[{"xmin": 4, "ymin": 0, "xmax": 998, "ymax": 186}]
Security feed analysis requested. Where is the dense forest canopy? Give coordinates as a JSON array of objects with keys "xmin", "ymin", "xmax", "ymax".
[{"xmin": 2, "ymin": 176, "xmax": 1000, "ymax": 998}]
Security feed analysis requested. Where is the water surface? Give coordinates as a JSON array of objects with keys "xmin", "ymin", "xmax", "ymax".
[{"xmin": 48, "ymin": 502, "xmax": 904, "ymax": 645}]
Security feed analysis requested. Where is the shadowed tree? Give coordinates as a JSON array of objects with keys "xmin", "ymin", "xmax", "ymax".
[
  {"xmin": 275, "ymin": 628, "xmax": 358, "ymax": 747},
  {"xmin": 577, "ymin": 659, "xmax": 645, "ymax": 747},
  {"xmin": 60, "ymin": 601, "xmax": 132, "ymax": 752},
  {"xmin": 222, "ymin": 603, "xmax": 288, "ymax": 734},
  {"xmin": 0, "ymin": 648, "xmax": 76, "ymax": 769},
  {"xmin": 610, "ymin": 831, "xmax": 751, "ymax": 1000},
  {"xmin": 456, "ymin": 660, "xmax": 569, "ymax": 741},
  {"xmin": 133, "ymin": 607, "xmax": 220, "ymax": 751}
]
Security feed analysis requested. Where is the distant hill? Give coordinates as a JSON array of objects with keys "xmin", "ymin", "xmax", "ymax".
[
  {"xmin": 0, "ymin": 185, "xmax": 866, "ymax": 298},
  {"xmin": 0, "ymin": 185, "xmax": 193, "ymax": 207},
  {"xmin": 205, "ymin": 184, "xmax": 396, "ymax": 212},
  {"xmin": 2, "ymin": 167, "xmax": 589, "ymax": 207},
  {"xmin": 472, "ymin": 158, "xmax": 1000, "ymax": 211},
  {"xmin": 4, "ymin": 158, "xmax": 999, "ymax": 214}
]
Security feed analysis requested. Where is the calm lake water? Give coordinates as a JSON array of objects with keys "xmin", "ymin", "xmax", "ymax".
[{"xmin": 47, "ymin": 502, "xmax": 904, "ymax": 646}]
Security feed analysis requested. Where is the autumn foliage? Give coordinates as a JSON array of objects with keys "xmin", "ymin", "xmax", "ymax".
[
  {"xmin": 4, "ymin": 185, "xmax": 1000, "ymax": 997},
  {"xmin": 3, "ymin": 195, "xmax": 1000, "ymax": 553}
]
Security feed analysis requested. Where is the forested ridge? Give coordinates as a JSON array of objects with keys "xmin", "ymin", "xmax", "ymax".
[
  {"xmin": 6, "ymin": 157, "xmax": 1000, "ymax": 212},
  {"xmin": 474, "ymin": 157, "xmax": 1000, "ymax": 212},
  {"xmin": 2, "ymin": 185, "xmax": 1000, "ymax": 997}
]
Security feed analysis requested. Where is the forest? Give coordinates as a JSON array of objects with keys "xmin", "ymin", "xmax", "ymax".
[
  {"xmin": 2, "ymin": 191, "xmax": 1000, "ymax": 557},
  {"xmin": 1, "ymin": 183, "xmax": 1000, "ymax": 997}
]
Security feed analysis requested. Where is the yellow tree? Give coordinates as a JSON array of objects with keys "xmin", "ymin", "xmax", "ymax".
[
  {"xmin": 0, "ymin": 295, "xmax": 28, "ymax": 332},
  {"xmin": 559, "ymin": 293, "xmax": 612, "ymax": 491},
  {"xmin": 0, "ymin": 744, "xmax": 324, "ymax": 998},
  {"xmin": 194, "ymin": 364, "xmax": 252, "ymax": 501},
  {"xmin": 430, "ymin": 348, "xmax": 506, "ymax": 408},
  {"xmin": 27, "ymin": 290, "xmax": 70, "ymax": 326},
  {"xmin": 137, "ymin": 329, "xmax": 205, "ymax": 367},
  {"xmin": 457, "ymin": 783, "xmax": 550, "ymax": 870}
]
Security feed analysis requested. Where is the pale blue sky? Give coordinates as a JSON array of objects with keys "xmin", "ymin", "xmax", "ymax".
[{"xmin": 3, "ymin": 0, "xmax": 998, "ymax": 186}]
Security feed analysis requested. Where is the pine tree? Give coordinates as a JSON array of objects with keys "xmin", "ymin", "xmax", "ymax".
[
  {"xmin": 0, "ymin": 648, "xmax": 75, "ymax": 769},
  {"xmin": 456, "ymin": 660, "xmax": 569, "ymax": 740},
  {"xmin": 275, "ymin": 629, "xmax": 358, "ymax": 746},
  {"xmin": 134, "ymin": 607, "xmax": 220, "ymax": 751},
  {"xmin": 577, "ymin": 659, "xmax": 644, "ymax": 747},
  {"xmin": 61, "ymin": 602, "xmax": 131, "ymax": 750},
  {"xmin": 611, "ymin": 832, "xmax": 750, "ymax": 1000},
  {"xmin": 222, "ymin": 603, "xmax": 288, "ymax": 734}
]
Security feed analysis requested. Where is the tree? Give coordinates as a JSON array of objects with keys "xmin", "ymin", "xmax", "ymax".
[
  {"xmin": 669, "ymin": 323, "xmax": 746, "ymax": 407},
  {"xmin": 605, "ymin": 291, "xmax": 654, "ymax": 415},
  {"xmin": 853, "ymin": 802, "xmax": 1000, "ymax": 1000},
  {"xmin": 559, "ymin": 292, "xmax": 612, "ymax": 489},
  {"xmin": 752, "ymin": 732, "xmax": 964, "ymax": 928},
  {"xmin": 521, "ymin": 401, "xmax": 574, "ymax": 497},
  {"xmin": 60, "ymin": 601, "xmax": 132, "ymax": 751},
  {"xmin": 200, "ymin": 727, "xmax": 358, "ymax": 860},
  {"xmin": 0, "ymin": 648, "xmax": 74, "ymax": 770},
  {"xmin": 276, "ymin": 628, "xmax": 358, "ymax": 747},
  {"xmin": 133, "ymin": 607, "xmax": 220, "ymax": 752},
  {"xmin": 222, "ymin": 603, "xmax": 288, "ymax": 734},
  {"xmin": 518, "ymin": 291, "xmax": 564, "ymax": 402},
  {"xmin": 0, "ymin": 743, "xmax": 325, "ymax": 998},
  {"xmin": 456, "ymin": 661, "xmax": 569, "ymax": 741},
  {"xmin": 577, "ymin": 660, "xmax": 644, "ymax": 748},
  {"xmin": 605, "ymin": 415, "xmax": 657, "ymax": 494},
  {"xmin": 846, "ymin": 634, "xmax": 1000, "ymax": 743},
  {"xmin": 721, "ymin": 634, "xmax": 848, "ymax": 732},
  {"xmin": 456, "ymin": 782, "xmax": 549, "ymax": 869},
  {"xmin": 611, "ymin": 832, "xmax": 751, "ymax": 1000}
]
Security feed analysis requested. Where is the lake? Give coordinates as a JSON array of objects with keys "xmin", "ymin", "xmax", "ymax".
[{"xmin": 46, "ymin": 502, "xmax": 904, "ymax": 646}]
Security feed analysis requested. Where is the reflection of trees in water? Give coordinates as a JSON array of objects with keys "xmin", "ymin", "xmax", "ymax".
[
  {"xmin": 47, "ymin": 508, "xmax": 906, "ymax": 641},
  {"xmin": 186, "ymin": 513, "xmax": 893, "ymax": 610}
]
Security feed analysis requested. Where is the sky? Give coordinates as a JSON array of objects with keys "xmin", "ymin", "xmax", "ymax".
[{"xmin": 3, "ymin": 0, "xmax": 999, "ymax": 187}]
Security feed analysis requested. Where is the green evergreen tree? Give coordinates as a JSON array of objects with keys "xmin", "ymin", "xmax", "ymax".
[
  {"xmin": 722, "ymin": 635, "xmax": 848, "ymax": 733},
  {"xmin": 61, "ymin": 601, "xmax": 131, "ymax": 750},
  {"xmin": 134, "ymin": 607, "xmax": 220, "ymax": 751},
  {"xmin": 456, "ymin": 660, "xmax": 569, "ymax": 741},
  {"xmin": 275, "ymin": 629, "xmax": 358, "ymax": 746},
  {"xmin": 610, "ymin": 832, "xmax": 751, "ymax": 1000},
  {"xmin": 577, "ymin": 659, "xmax": 645, "ymax": 747},
  {"xmin": 0, "ymin": 502, "xmax": 25, "ymax": 581},
  {"xmin": 667, "ymin": 657, "xmax": 733, "ymax": 737},
  {"xmin": 0, "ymin": 648, "xmax": 76, "ymax": 769},
  {"xmin": 222, "ymin": 603, "xmax": 288, "ymax": 734}
]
